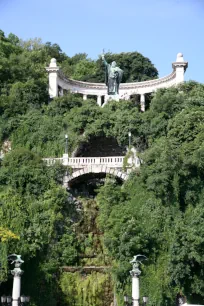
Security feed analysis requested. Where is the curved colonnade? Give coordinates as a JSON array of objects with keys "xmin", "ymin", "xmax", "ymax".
[{"xmin": 46, "ymin": 53, "xmax": 188, "ymax": 111}]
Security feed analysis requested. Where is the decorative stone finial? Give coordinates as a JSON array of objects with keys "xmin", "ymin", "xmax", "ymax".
[
  {"xmin": 49, "ymin": 58, "xmax": 57, "ymax": 67},
  {"xmin": 176, "ymin": 53, "xmax": 184, "ymax": 62}
]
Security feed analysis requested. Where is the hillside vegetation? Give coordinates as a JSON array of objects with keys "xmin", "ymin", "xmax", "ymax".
[{"xmin": 1, "ymin": 30, "xmax": 204, "ymax": 306}]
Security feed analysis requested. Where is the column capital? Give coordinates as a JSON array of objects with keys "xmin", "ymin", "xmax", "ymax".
[
  {"xmin": 45, "ymin": 66, "xmax": 60, "ymax": 73},
  {"xmin": 130, "ymin": 267, "xmax": 141, "ymax": 277},
  {"xmin": 172, "ymin": 61, "xmax": 188, "ymax": 71},
  {"xmin": 46, "ymin": 58, "xmax": 60, "ymax": 73},
  {"xmin": 11, "ymin": 267, "xmax": 24, "ymax": 277}
]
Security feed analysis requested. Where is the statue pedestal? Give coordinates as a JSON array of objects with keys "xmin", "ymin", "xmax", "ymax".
[{"xmin": 104, "ymin": 94, "xmax": 120, "ymax": 105}]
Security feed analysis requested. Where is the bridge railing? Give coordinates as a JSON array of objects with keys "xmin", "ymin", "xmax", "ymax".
[
  {"xmin": 43, "ymin": 158, "xmax": 63, "ymax": 166},
  {"xmin": 67, "ymin": 156, "xmax": 124, "ymax": 167},
  {"xmin": 43, "ymin": 155, "xmax": 140, "ymax": 168}
]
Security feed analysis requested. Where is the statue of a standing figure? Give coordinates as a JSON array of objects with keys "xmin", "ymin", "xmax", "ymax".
[{"xmin": 101, "ymin": 53, "xmax": 123, "ymax": 96}]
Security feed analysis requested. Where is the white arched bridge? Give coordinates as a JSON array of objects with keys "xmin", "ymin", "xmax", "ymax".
[{"xmin": 43, "ymin": 154, "xmax": 140, "ymax": 187}]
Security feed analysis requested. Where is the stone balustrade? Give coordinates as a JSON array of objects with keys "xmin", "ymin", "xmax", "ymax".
[
  {"xmin": 43, "ymin": 151, "xmax": 140, "ymax": 186},
  {"xmin": 43, "ymin": 157, "xmax": 63, "ymax": 166},
  {"xmin": 43, "ymin": 155, "xmax": 140, "ymax": 168}
]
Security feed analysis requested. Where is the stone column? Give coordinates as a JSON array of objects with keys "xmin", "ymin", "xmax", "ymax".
[
  {"xmin": 97, "ymin": 95, "xmax": 102, "ymax": 107},
  {"xmin": 63, "ymin": 153, "xmax": 69, "ymax": 166},
  {"xmin": 11, "ymin": 261, "xmax": 24, "ymax": 306},
  {"xmin": 172, "ymin": 53, "xmax": 188, "ymax": 84},
  {"xmin": 63, "ymin": 175, "xmax": 69, "ymax": 189},
  {"xmin": 46, "ymin": 58, "xmax": 59, "ymax": 98},
  {"xmin": 140, "ymin": 94, "xmax": 145, "ymax": 112},
  {"xmin": 104, "ymin": 95, "xmax": 109, "ymax": 105},
  {"xmin": 130, "ymin": 264, "xmax": 141, "ymax": 306},
  {"xmin": 83, "ymin": 94, "xmax": 87, "ymax": 100}
]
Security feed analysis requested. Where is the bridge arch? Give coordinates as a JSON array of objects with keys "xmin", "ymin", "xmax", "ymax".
[{"xmin": 63, "ymin": 165, "xmax": 128, "ymax": 188}]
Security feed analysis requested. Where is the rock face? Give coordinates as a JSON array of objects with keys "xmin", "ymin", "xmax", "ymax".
[
  {"xmin": 75, "ymin": 137, "xmax": 126, "ymax": 157},
  {"xmin": 0, "ymin": 140, "xmax": 11, "ymax": 158}
]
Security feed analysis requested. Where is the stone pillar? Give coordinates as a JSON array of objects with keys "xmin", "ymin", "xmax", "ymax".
[
  {"xmin": 63, "ymin": 153, "xmax": 69, "ymax": 166},
  {"xmin": 130, "ymin": 265, "xmax": 140, "ymax": 306},
  {"xmin": 11, "ymin": 260, "xmax": 24, "ymax": 306},
  {"xmin": 83, "ymin": 94, "xmax": 87, "ymax": 100},
  {"xmin": 140, "ymin": 94, "xmax": 145, "ymax": 112},
  {"xmin": 104, "ymin": 95, "xmax": 109, "ymax": 104},
  {"xmin": 63, "ymin": 175, "xmax": 69, "ymax": 189},
  {"xmin": 97, "ymin": 95, "xmax": 102, "ymax": 107},
  {"xmin": 132, "ymin": 274, "xmax": 140, "ymax": 306},
  {"xmin": 172, "ymin": 53, "xmax": 188, "ymax": 84},
  {"xmin": 46, "ymin": 58, "xmax": 59, "ymax": 98}
]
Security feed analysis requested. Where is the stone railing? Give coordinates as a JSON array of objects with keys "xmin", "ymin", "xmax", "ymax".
[
  {"xmin": 59, "ymin": 70, "xmax": 176, "ymax": 91},
  {"xmin": 43, "ymin": 155, "xmax": 140, "ymax": 168},
  {"xmin": 43, "ymin": 158, "xmax": 63, "ymax": 166}
]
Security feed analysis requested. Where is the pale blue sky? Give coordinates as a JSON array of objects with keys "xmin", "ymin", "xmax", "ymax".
[{"xmin": 0, "ymin": 0, "xmax": 203, "ymax": 82}]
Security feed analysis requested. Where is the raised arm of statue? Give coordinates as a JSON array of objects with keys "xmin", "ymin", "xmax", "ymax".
[{"xmin": 101, "ymin": 54, "xmax": 108, "ymax": 66}]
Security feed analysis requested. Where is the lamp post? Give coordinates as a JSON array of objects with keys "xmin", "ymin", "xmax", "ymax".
[
  {"xmin": 65, "ymin": 134, "xmax": 68, "ymax": 155},
  {"xmin": 130, "ymin": 255, "xmax": 147, "ymax": 306},
  {"xmin": 143, "ymin": 296, "xmax": 148, "ymax": 306},
  {"xmin": 128, "ymin": 131, "xmax": 131, "ymax": 149},
  {"xmin": 1, "ymin": 255, "xmax": 30, "ymax": 306},
  {"xmin": 124, "ymin": 295, "xmax": 131, "ymax": 306},
  {"xmin": 10, "ymin": 256, "xmax": 23, "ymax": 306},
  {"xmin": 1, "ymin": 296, "xmax": 12, "ymax": 305},
  {"xmin": 124, "ymin": 295, "xmax": 128, "ymax": 306}
]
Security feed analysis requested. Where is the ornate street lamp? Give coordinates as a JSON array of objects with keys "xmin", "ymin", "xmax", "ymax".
[
  {"xmin": 124, "ymin": 295, "xmax": 132, "ymax": 306},
  {"xmin": 2, "ymin": 254, "xmax": 30, "ymax": 306},
  {"xmin": 128, "ymin": 131, "xmax": 131, "ymax": 148},
  {"xmin": 1, "ymin": 297, "xmax": 6, "ymax": 304},
  {"xmin": 6, "ymin": 298, "xmax": 12, "ymax": 305},
  {"xmin": 0, "ymin": 296, "xmax": 30, "ymax": 306},
  {"xmin": 143, "ymin": 296, "xmax": 148, "ymax": 306},
  {"xmin": 21, "ymin": 296, "xmax": 30, "ymax": 304},
  {"xmin": 65, "ymin": 134, "xmax": 68, "ymax": 155}
]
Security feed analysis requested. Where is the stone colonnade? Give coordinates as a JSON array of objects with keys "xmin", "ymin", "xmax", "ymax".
[
  {"xmin": 46, "ymin": 53, "xmax": 188, "ymax": 111},
  {"xmin": 83, "ymin": 93, "xmax": 146, "ymax": 110}
]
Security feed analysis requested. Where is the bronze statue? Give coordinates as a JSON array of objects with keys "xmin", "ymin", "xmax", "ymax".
[
  {"xmin": 101, "ymin": 53, "xmax": 123, "ymax": 96},
  {"xmin": 8, "ymin": 254, "xmax": 24, "ymax": 266}
]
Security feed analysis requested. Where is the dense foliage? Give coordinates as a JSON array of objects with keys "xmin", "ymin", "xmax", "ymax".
[
  {"xmin": 61, "ymin": 52, "xmax": 158, "ymax": 83},
  {"xmin": 1, "ymin": 29, "xmax": 204, "ymax": 306},
  {"xmin": 96, "ymin": 82, "xmax": 204, "ymax": 305}
]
